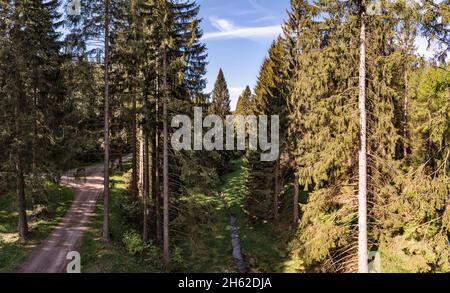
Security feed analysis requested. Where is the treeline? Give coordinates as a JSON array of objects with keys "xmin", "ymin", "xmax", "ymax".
[
  {"xmin": 0, "ymin": 0, "xmax": 235, "ymax": 267},
  {"xmin": 0, "ymin": 0, "xmax": 105, "ymax": 241},
  {"xmin": 237, "ymin": 0, "xmax": 450, "ymax": 272},
  {"xmin": 1, "ymin": 0, "xmax": 449, "ymax": 273}
]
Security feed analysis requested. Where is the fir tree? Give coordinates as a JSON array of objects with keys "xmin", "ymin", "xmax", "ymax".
[
  {"xmin": 244, "ymin": 37, "xmax": 288, "ymax": 221},
  {"xmin": 209, "ymin": 68, "xmax": 231, "ymax": 118},
  {"xmin": 0, "ymin": 0, "xmax": 67, "ymax": 242},
  {"xmin": 235, "ymin": 86, "xmax": 252, "ymax": 115}
]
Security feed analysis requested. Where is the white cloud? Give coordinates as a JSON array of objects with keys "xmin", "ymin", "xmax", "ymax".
[
  {"xmin": 209, "ymin": 16, "xmax": 238, "ymax": 32},
  {"xmin": 203, "ymin": 17, "xmax": 282, "ymax": 41}
]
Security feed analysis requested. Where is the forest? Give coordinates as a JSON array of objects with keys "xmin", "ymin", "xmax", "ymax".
[{"xmin": 0, "ymin": 0, "xmax": 449, "ymax": 273}]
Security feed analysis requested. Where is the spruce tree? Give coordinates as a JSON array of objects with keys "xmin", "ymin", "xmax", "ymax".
[
  {"xmin": 209, "ymin": 69, "xmax": 231, "ymax": 118},
  {"xmin": 0, "ymin": 0, "xmax": 67, "ymax": 242},
  {"xmin": 285, "ymin": 0, "xmax": 418, "ymax": 272},
  {"xmin": 244, "ymin": 37, "xmax": 288, "ymax": 221},
  {"xmin": 235, "ymin": 86, "xmax": 252, "ymax": 115},
  {"xmin": 209, "ymin": 68, "xmax": 231, "ymax": 175}
]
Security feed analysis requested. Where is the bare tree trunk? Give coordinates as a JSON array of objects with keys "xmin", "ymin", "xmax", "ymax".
[
  {"xmin": 154, "ymin": 73, "xmax": 162, "ymax": 246},
  {"xmin": 32, "ymin": 89, "xmax": 37, "ymax": 207},
  {"xmin": 102, "ymin": 0, "xmax": 111, "ymax": 242},
  {"xmin": 358, "ymin": 9, "xmax": 368, "ymax": 273},
  {"xmin": 273, "ymin": 159, "xmax": 280, "ymax": 219},
  {"xmin": 131, "ymin": 91, "xmax": 138, "ymax": 198},
  {"xmin": 162, "ymin": 50, "xmax": 170, "ymax": 264},
  {"xmin": 130, "ymin": 0, "xmax": 138, "ymax": 199},
  {"xmin": 151, "ymin": 129, "xmax": 158, "ymax": 239},
  {"xmin": 16, "ymin": 157, "xmax": 28, "ymax": 242},
  {"xmin": 139, "ymin": 127, "xmax": 144, "ymax": 196},
  {"xmin": 15, "ymin": 103, "xmax": 28, "ymax": 242},
  {"xmin": 403, "ymin": 70, "xmax": 409, "ymax": 159},
  {"xmin": 143, "ymin": 126, "xmax": 150, "ymax": 242},
  {"xmin": 293, "ymin": 174, "xmax": 299, "ymax": 224}
]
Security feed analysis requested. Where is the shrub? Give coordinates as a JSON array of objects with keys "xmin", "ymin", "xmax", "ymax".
[{"xmin": 122, "ymin": 230, "xmax": 146, "ymax": 255}]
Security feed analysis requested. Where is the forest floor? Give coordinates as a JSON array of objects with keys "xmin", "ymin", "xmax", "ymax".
[
  {"xmin": 7, "ymin": 158, "xmax": 303, "ymax": 273},
  {"xmin": 181, "ymin": 159, "xmax": 303, "ymax": 273},
  {"xmin": 0, "ymin": 183, "xmax": 74, "ymax": 272}
]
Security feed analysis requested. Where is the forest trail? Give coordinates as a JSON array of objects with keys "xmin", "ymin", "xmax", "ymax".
[{"xmin": 17, "ymin": 165, "xmax": 104, "ymax": 273}]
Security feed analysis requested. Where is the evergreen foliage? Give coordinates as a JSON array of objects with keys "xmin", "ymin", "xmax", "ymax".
[{"xmin": 235, "ymin": 86, "xmax": 252, "ymax": 115}]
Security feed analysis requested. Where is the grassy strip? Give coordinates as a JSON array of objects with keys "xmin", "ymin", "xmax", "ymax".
[
  {"xmin": 180, "ymin": 159, "xmax": 303, "ymax": 273},
  {"xmin": 79, "ymin": 162, "xmax": 159, "ymax": 273},
  {"xmin": 219, "ymin": 160, "xmax": 302, "ymax": 272},
  {"xmin": 176, "ymin": 161, "xmax": 243, "ymax": 273},
  {"xmin": 78, "ymin": 159, "xmax": 304, "ymax": 273},
  {"xmin": 0, "ymin": 183, "xmax": 74, "ymax": 272},
  {"xmin": 177, "ymin": 194, "xmax": 236, "ymax": 272}
]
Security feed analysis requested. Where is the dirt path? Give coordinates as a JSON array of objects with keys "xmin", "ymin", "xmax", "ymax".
[{"xmin": 17, "ymin": 165, "xmax": 104, "ymax": 273}]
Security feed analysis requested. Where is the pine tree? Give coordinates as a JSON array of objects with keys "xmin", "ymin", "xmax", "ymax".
[
  {"xmin": 209, "ymin": 68, "xmax": 231, "ymax": 175},
  {"xmin": 209, "ymin": 69, "xmax": 231, "ymax": 118},
  {"xmin": 283, "ymin": 0, "xmax": 317, "ymax": 225},
  {"xmin": 285, "ymin": 0, "xmax": 418, "ymax": 272},
  {"xmin": 0, "ymin": 0, "xmax": 67, "ymax": 242},
  {"xmin": 244, "ymin": 37, "xmax": 288, "ymax": 221}
]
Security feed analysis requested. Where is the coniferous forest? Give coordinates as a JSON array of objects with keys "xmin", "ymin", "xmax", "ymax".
[{"xmin": 0, "ymin": 0, "xmax": 449, "ymax": 275}]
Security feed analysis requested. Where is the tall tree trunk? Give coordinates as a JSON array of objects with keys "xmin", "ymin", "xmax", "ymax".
[
  {"xmin": 357, "ymin": 9, "xmax": 368, "ymax": 273},
  {"xmin": 15, "ymin": 103, "xmax": 28, "ymax": 242},
  {"xmin": 154, "ymin": 73, "xmax": 162, "ymax": 246},
  {"xmin": 152, "ymin": 130, "xmax": 162, "ymax": 245},
  {"xmin": 403, "ymin": 69, "xmax": 409, "ymax": 159},
  {"xmin": 139, "ymin": 127, "xmax": 144, "ymax": 196},
  {"xmin": 102, "ymin": 0, "xmax": 111, "ymax": 242},
  {"xmin": 293, "ymin": 174, "xmax": 299, "ymax": 224},
  {"xmin": 130, "ymin": 0, "xmax": 138, "ymax": 199},
  {"xmin": 131, "ymin": 89, "xmax": 138, "ymax": 197},
  {"xmin": 273, "ymin": 159, "xmax": 280, "ymax": 219},
  {"xmin": 16, "ymin": 156, "xmax": 28, "ymax": 242},
  {"xmin": 143, "ymin": 125, "xmax": 150, "ymax": 242},
  {"xmin": 162, "ymin": 50, "xmax": 170, "ymax": 264},
  {"xmin": 32, "ymin": 88, "xmax": 37, "ymax": 207}
]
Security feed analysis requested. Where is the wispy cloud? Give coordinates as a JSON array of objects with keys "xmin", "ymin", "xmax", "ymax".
[
  {"xmin": 203, "ymin": 17, "xmax": 282, "ymax": 41},
  {"xmin": 209, "ymin": 16, "xmax": 238, "ymax": 31},
  {"xmin": 250, "ymin": 16, "xmax": 278, "ymax": 23},
  {"xmin": 248, "ymin": 0, "xmax": 263, "ymax": 10}
]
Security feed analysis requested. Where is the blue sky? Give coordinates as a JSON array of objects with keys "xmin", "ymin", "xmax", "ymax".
[
  {"xmin": 196, "ymin": 0, "xmax": 437, "ymax": 111},
  {"xmin": 197, "ymin": 0, "xmax": 291, "ymax": 110}
]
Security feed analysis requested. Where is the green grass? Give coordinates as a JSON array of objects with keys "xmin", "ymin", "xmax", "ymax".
[
  {"xmin": 0, "ymin": 183, "xmax": 74, "ymax": 272},
  {"xmin": 177, "ymin": 194, "xmax": 236, "ymax": 272},
  {"xmin": 177, "ymin": 161, "xmax": 246, "ymax": 273},
  {"xmin": 78, "ymin": 158, "xmax": 304, "ymax": 273},
  {"xmin": 180, "ymin": 159, "xmax": 303, "ymax": 273},
  {"xmin": 220, "ymin": 160, "xmax": 301, "ymax": 272},
  {"xmin": 79, "ymin": 162, "xmax": 160, "ymax": 273}
]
